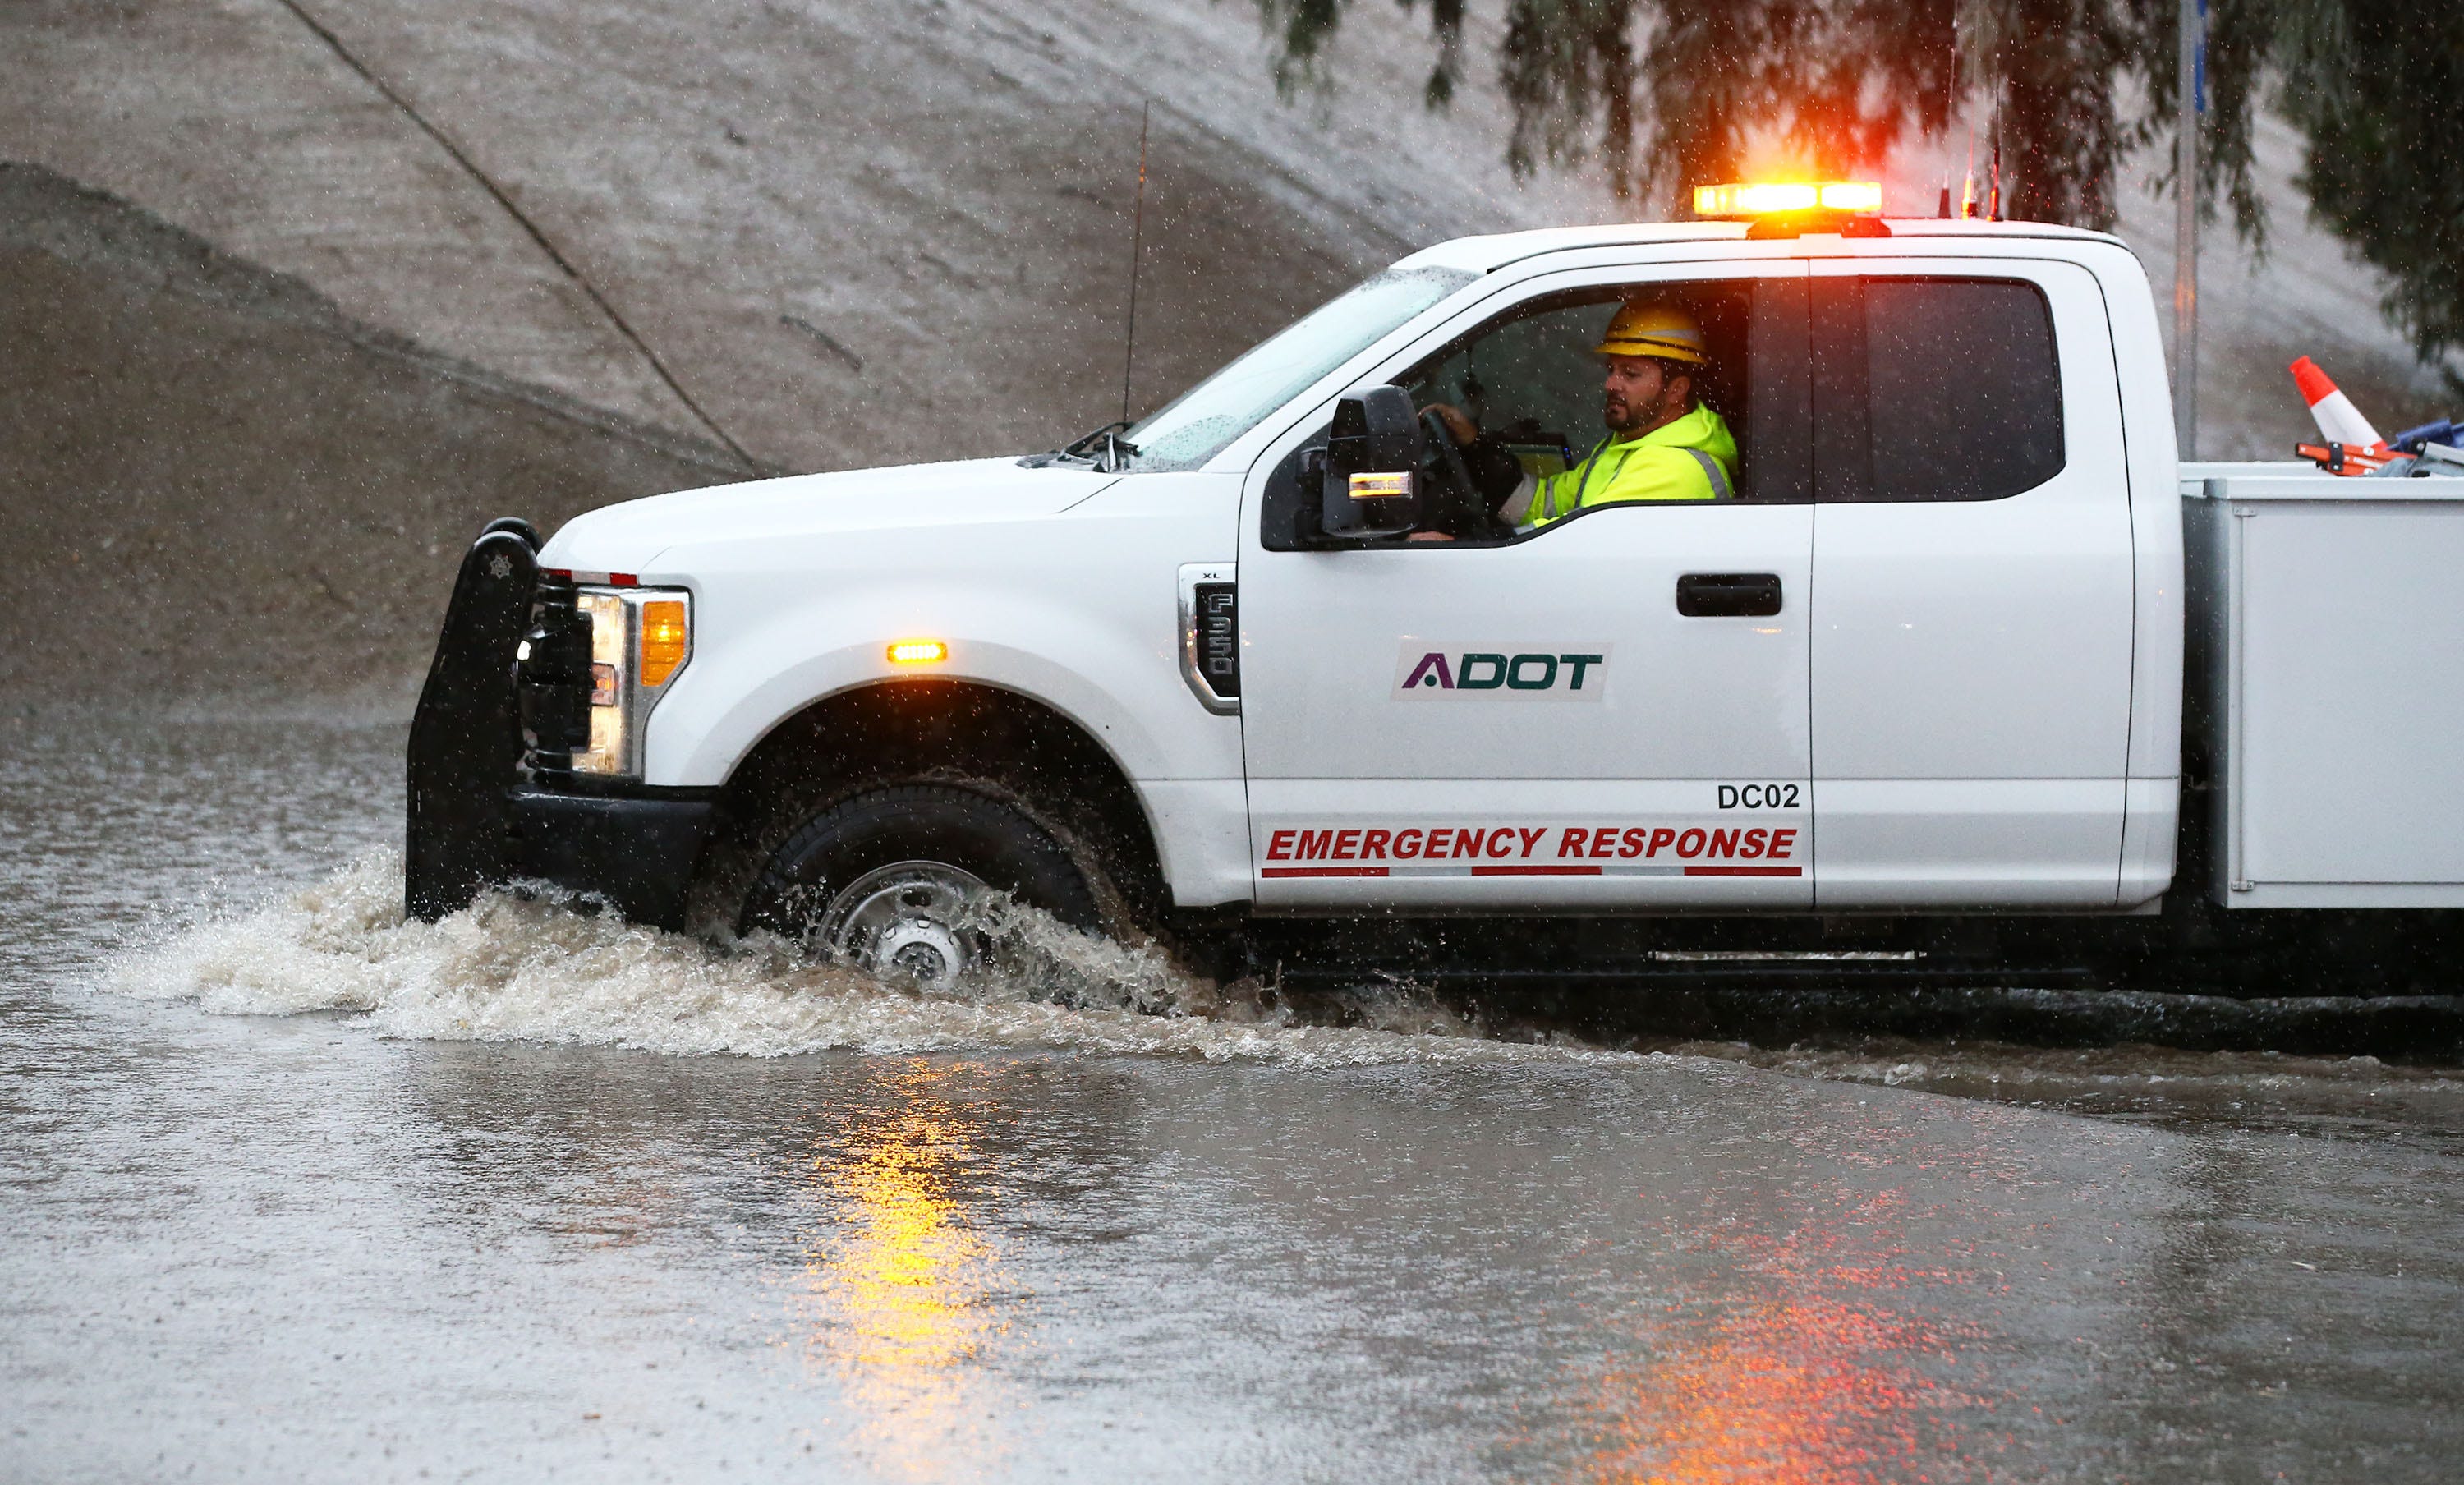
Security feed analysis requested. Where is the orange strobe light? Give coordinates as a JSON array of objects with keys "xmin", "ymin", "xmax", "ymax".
[
  {"xmin": 1693, "ymin": 181, "xmax": 1882, "ymax": 218},
  {"xmin": 887, "ymin": 640, "xmax": 949, "ymax": 664}
]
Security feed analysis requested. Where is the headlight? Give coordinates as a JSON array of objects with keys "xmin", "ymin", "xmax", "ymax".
[{"xmin": 568, "ymin": 586, "xmax": 692, "ymax": 777}]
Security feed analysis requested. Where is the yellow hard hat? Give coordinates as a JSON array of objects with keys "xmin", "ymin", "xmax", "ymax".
[{"xmin": 1596, "ymin": 302, "xmax": 1708, "ymax": 365}]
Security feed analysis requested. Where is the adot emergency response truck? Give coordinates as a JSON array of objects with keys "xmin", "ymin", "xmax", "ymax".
[{"xmin": 405, "ymin": 189, "xmax": 2464, "ymax": 993}]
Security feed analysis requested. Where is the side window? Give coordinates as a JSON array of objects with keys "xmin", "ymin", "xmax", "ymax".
[
  {"xmin": 1825, "ymin": 278, "xmax": 2065, "ymax": 503},
  {"xmin": 1392, "ymin": 282, "xmax": 1763, "ymax": 494},
  {"xmin": 1259, "ymin": 274, "xmax": 1809, "ymax": 550}
]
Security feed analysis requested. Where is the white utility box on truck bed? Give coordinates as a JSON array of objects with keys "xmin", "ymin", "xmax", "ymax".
[
  {"xmin": 2186, "ymin": 471, "xmax": 2464, "ymax": 908},
  {"xmin": 402, "ymin": 203, "xmax": 2463, "ymax": 994}
]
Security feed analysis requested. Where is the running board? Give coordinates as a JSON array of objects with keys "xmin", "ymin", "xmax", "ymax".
[{"xmin": 1271, "ymin": 959, "xmax": 2106, "ymax": 993}]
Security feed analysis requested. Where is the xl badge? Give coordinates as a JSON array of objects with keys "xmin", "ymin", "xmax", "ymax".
[{"xmin": 1392, "ymin": 644, "xmax": 1611, "ymax": 702}]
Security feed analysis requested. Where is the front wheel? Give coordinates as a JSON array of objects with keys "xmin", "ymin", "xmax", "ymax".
[{"xmin": 738, "ymin": 784, "xmax": 1101, "ymax": 991}]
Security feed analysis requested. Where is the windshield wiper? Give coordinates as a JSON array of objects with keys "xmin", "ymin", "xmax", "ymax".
[{"xmin": 1019, "ymin": 421, "xmax": 1139, "ymax": 471}]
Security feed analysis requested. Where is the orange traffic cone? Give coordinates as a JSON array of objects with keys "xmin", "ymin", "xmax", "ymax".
[{"xmin": 2292, "ymin": 356, "xmax": 2388, "ymax": 453}]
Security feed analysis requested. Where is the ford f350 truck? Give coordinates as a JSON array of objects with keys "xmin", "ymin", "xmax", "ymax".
[{"xmin": 405, "ymin": 198, "xmax": 2464, "ymax": 994}]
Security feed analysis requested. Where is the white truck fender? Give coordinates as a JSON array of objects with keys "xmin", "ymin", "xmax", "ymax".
[{"xmin": 649, "ymin": 615, "xmax": 1184, "ymax": 790}]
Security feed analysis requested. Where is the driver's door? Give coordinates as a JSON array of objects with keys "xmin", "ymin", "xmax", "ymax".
[{"xmin": 1238, "ymin": 261, "xmax": 1816, "ymax": 909}]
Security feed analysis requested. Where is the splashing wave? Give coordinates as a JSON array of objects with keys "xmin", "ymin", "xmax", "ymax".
[{"xmin": 103, "ymin": 852, "xmax": 1641, "ymax": 1068}]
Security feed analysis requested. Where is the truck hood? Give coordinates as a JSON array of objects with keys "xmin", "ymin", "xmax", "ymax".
[{"xmin": 536, "ymin": 457, "xmax": 1118, "ymax": 572}]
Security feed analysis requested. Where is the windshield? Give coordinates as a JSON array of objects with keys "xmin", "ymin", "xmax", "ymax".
[{"xmin": 1123, "ymin": 266, "xmax": 1476, "ymax": 471}]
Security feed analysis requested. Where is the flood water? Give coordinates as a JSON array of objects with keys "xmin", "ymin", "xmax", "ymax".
[{"xmin": 7, "ymin": 713, "xmax": 2463, "ymax": 1481}]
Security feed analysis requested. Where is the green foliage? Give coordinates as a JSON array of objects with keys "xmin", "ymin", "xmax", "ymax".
[
  {"xmin": 2273, "ymin": 0, "xmax": 2464, "ymax": 380},
  {"xmin": 1246, "ymin": 0, "xmax": 2463, "ymax": 375}
]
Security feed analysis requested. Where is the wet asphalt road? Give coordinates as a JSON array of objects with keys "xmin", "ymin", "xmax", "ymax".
[{"xmin": 5, "ymin": 714, "xmax": 2463, "ymax": 1482}]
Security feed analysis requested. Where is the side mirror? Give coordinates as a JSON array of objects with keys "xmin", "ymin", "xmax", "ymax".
[{"xmin": 1318, "ymin": 385, "xmax": 1423, "ymax": 540}]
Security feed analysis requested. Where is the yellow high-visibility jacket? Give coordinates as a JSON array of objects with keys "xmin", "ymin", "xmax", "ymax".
[{"xmin": 1519, "ymin": 405, "xmax": 1738, "ymax": 528}]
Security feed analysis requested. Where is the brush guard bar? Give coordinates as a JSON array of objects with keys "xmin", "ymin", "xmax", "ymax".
[{"xmin": 406, "ymin": 519, "xmax": 542, "ymax": 921}]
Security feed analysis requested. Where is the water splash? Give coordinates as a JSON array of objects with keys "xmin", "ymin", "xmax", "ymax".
[{"xmin": 102, "ymin": 852, "xmax": 1639, "ymax": 1069}]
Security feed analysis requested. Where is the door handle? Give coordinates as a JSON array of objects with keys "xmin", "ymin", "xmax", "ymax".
[{"xmin": 1676, "ymin": 572, "xmax": 1782, "ymax": 618}]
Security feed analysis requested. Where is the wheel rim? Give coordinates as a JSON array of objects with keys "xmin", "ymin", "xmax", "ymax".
[{"xmin": 814, "ymin": 860, "xmax": 991, "ymax": 992}]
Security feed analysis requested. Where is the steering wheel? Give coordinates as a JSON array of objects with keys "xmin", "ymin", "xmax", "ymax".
[{"xmin": 1418, "ymin": 408, "xmax": 1490, "ymax": 536}]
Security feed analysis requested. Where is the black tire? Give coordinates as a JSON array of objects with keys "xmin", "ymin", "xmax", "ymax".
[{"xmin": 738, "ymin": 784, "xmax": 1101, "ymax": 964}]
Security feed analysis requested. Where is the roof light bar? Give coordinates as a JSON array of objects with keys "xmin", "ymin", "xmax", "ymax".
[{"xmin": 1692, "ymin": 180, "xmax": 1883, "ymax": 219}]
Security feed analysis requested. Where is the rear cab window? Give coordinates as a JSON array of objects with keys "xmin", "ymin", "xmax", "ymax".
[{"xmin": 1813, "ymin": 275, "xmax": 2066, "ymax": 503}]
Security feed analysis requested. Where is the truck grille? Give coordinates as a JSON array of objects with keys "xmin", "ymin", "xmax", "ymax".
[{"xmin": 517, "ymin": 575, "xmax": 593, "ymax": 765}]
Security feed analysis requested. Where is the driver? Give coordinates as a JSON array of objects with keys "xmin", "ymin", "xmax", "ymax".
[{"xmin": 1417, "ymin": 302, "xmax": 1739, "ymax": 536}]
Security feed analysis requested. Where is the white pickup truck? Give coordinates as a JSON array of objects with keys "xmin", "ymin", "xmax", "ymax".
[{"xmin": 405, "ymin": 205, "xmax": 2464, "ymax": 994}]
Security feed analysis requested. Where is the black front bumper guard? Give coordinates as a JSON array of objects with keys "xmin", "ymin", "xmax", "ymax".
[{"xmin": 405, "ymin": 521, "xmax": 713, "ymax": 931}]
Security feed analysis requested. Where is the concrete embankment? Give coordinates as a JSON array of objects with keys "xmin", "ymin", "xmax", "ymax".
[
  {"xmin": 2, "ymin": 0, "xmax": 1602, "ymax": 476},
  {"xmin": 0, "ymin": 165, "xmax": 742, "ymax": 707},
  {"xmin": 1, "ymin": 0, "xmax": 1603, "ymax": 704}
]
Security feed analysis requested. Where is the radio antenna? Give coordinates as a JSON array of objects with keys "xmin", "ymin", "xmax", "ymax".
[{"xmin": 1119, "ymin": 100, "xmax": 1150, "ymax": 428}]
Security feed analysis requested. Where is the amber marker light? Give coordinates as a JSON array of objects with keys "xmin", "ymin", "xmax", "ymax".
[
  {"xmin": 887, "ymin": 640, "xmax": 949, "ymax": 664},
  {"xmin": 639, "ymin": 599, "xmax": 688, "ymax": 686}
]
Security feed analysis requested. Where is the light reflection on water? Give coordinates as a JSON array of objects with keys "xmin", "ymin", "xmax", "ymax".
[
  {"xmin": 786, "ymin": 1064, "xmax": 1018, "ymax": 1479},
  {"xmin": 1579, "ymin": 1179, "xmax": 1988, "ymax": 1483},
  {"xmin": 1593, "ymin": 1297, "xmax": 1937, "ymax": 1483}
]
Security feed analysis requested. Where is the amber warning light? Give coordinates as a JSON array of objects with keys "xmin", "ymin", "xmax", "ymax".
[
  {"xmin": 1692, "ymin": 180, "xmax": 1882, "ymax": 218},
  {"xmin": 639, "ymin": 599, "xmax": 688, "ymax": 687},
  {"xmin": 887, "ymin": 640, "xmax": 949, "ymax": 664}
]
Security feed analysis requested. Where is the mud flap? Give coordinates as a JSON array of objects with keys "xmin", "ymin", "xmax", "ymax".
[{"xmin": 406, "ymin": 524, "xmax": 539, "ymax": 921}]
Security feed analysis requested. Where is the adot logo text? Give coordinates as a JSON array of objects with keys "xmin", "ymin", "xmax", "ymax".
[{"xmin": 1392, "ymin": 644, "xmax": 1611, "ymax": 702}]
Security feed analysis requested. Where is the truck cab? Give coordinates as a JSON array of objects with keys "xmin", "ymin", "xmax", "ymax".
[{"xmin": 407, "ymin": 212, "xmax": 2186, "ymax": 989}]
